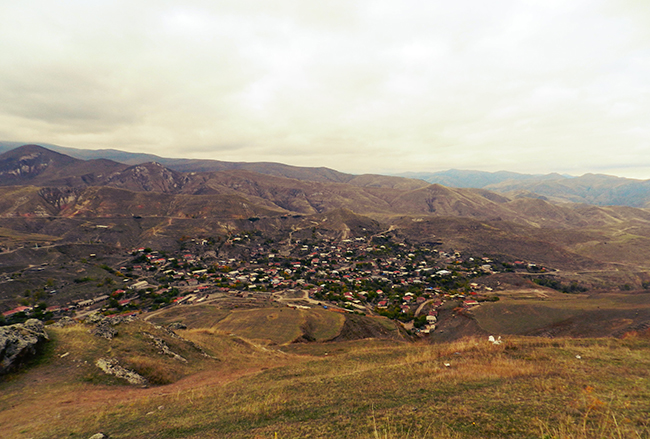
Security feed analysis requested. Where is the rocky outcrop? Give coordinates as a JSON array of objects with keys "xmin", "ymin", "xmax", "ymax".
[
  {"xmin": 90, "ymin": 323, "xmax": 118, "ymax": 340},
  {"xmin": 0, "ymin": 319, "xmax": 49, "ymax": 375},
  {"xmin": 153, "ymin": 324, "xmax": 218, "ymax": 360},
  {"xmin": 38, "ymin": 187, "xmax": 82, "ymax": 211},
  {"xmin": 85, "ymin": 312, "xmax": 105, "ymax": 324},
  {"xmin": 87, "ymin": 313, "xmax": 139, "ymax": 340},
  {"xmin": 53, "ymin": 316, "xmax": 77, "ymax": 327},
  {"xmin": 143, "ymin": 332, "xmax": 187, "ymax": 362},
  {"xmin": 95, "ymin": 358, "xmax": 147, "ymax": 386}
]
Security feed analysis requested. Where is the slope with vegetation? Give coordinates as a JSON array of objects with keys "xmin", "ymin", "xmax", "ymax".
[
  {"xmin": 2, "ymin": 143, "xmax": 650, "ymax": 437},
  {"xmin": 1, "ymin": 315, "xmax": 649, "ymax": 438}
]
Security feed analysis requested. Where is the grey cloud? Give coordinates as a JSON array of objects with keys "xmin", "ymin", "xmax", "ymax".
[{"xmin": 0, "ymin": 0, "xmax": 649, "ymax": 177}]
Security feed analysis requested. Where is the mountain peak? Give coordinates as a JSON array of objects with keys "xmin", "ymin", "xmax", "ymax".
[{"xmin": 0, "ymin": 144, "xmax": 80, "ymax": 184}]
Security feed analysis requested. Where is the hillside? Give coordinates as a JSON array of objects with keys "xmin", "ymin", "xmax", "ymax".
[
  {"xmin": 399, "ymin": 169, "xmax": 650, "ymax": 208},
  {"xmin": 2, "ymin": 144, "xmax": 646, "ymax": 233},
  {"xmin": 6, "ymin": 142, "xmax": 650, "ymax": 208},
  {"xmin": 1, "ymin": 314, "xmax": 648, "ymax": 438},
  {"xmin": 399, "ymin": 169, "xmax": 552, "ymax": 188},
  {"xmin": 0, "ymin": 145, "xmax": 128, "ymax": 187},
  {"xmin": 3, "ymin": 143, "xmax": 650, "ymax": 324},
  {"xmin": 4, "ymin": 144, "xmax": 650, "ymax": 307},
  {"xmin": 2, "ymin": 143, "xmax": 650, "ymax": 438},
  {"xmin": 0, "ymin": 142, "xmax": 357, "ymax": 184}
]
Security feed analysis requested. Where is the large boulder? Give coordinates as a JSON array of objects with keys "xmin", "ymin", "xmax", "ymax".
[
  {"xmin": 53, "ymin": 316, "xmax": 77, "ymax": 327},
  {"xmin": 0, "ymin": 319, "xmax": 49, "ymax": 375},
  {"xmin": 95, "ymin": 358, "xmax": 147, "ymax": 386},
  {"xmin": 90, "ymin": 323, "xmax": 118, "ymax": 340}
]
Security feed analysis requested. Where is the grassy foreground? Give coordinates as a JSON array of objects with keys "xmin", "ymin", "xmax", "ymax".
[{"xmin": 1, "ymin": 323, "xmax": 649, "ymax": 438}]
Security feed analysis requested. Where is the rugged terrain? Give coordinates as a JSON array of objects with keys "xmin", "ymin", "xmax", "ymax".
[
  {"xmin": 1, "ymin": 143, "xmax": 650, "ymax": 437},
  {"xmin": 1, "ymin": 315, "xmax": 648, "ymax": 438}
]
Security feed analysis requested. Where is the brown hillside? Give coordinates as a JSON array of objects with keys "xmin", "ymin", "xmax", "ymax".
[{"xmin": 0, "ymin": 145, "xmax": 127, "ymax": 187}]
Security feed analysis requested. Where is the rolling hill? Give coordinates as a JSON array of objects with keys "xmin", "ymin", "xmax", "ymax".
[
  {"xmin": 4, "ymin": 144, "xmax": 650, "ymax": 278},
  {"xmin": 400, "ymin": 169, "xmax": 650, "ymax": 208},
  {"xmin": 2, "ymin": 143, "xmax": 650, "ymax": 438}
]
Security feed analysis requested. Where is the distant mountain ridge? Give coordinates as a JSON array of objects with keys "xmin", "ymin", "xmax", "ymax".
[
  {"xmin": 0, "ymin": 141, "xmax": 354, "ymax": 184},
  {"xmin": 3, "ymin": 142, "xmax": 650, "ymax": 208},
  {"xmin": 397, "ymin": 169, "xmax": 650, "ymax": 208},
  {"xmin": 398, "ymin": 169, "xmax": 569, "ymax": 188},
  {"xmin": 3, "ymin": 144, "xmax": 650, "ymax": 236},
  {"xmin": 6, "ymin": 143, "xmax": 650, "ymax": 295}
]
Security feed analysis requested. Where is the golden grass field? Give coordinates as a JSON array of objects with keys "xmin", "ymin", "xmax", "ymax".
[
  {"xmin": 1, "ymin": 311, "xmax": 649, "ymax": 439},
  {"xmin": 148, "ymin": 305, "xmax": 346, "ymax": 345}
]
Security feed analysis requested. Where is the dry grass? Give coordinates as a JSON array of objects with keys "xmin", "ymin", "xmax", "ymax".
[
  {"xmin": 535, "ymin": 387, "xmax": 647, "ymax": 439},
  {"xmin": 146, "ymin": 304, "xmax": 231, "ymax": 328},
  {"xmin": 1, "ymin": 326, "xmax": 650, "ymax": 438},
  {"xmin": 211, "ymin": 307, "xmax": 346, "ymax": 345}
]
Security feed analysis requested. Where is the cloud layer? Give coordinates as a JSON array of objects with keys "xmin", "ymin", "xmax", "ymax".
[{"xmin": 1, "ymin": 0, "xmax": 649, "ymax": 176}]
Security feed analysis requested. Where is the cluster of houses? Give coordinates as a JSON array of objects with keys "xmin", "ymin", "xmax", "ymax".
[{"xmin": 2, "ymin": 233, "xmax": 546, "ymax": 333}]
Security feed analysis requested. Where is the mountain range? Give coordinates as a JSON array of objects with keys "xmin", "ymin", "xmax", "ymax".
[
  {"xmin": 399, "ymin": 169, "xmax": 650, "ymax": 208},
  {"xmin": 3, "ymin": 143, "xmax": 650, "ymax": 290},
  {"xmin": 4, "ymin": 141, "xmax": 650, "ymax": 208},
  {"xmin": 1, "ymin": 143, "xmax": 648, "ymax": 228},
  {"xmin": 3, "ymin": 144, "xmax": 650, "ymax": 439}
]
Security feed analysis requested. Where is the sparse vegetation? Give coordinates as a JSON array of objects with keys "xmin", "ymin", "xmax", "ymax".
[
  {"xmin": 2, "ymin": 145, "xmax": 650, "ymax": 437},
  {"xmin": 1, "ymin": 323, "xmax": 648, "ymax": 438},
  {"xmin": 531, "ymin": 277, "xmax": 588, "ymax": 294}
]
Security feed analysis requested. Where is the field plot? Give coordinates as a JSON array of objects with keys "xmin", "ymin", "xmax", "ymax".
[
  {"xmin": 473, "ymin": 302, "xmax": 580, "ymax": 334},
  {"xmin": 473, "ymin": 290, "xmax": 650, "ymax": 337},
  {"xmin": 146, "ymin": 304, "xmax": 231, "ymax": 328},
  {"xmin": 214, "ymin": 307, "xmax": 345, "ymax": 345}
]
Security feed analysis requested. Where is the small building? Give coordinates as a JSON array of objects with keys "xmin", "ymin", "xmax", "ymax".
[
  {"xmin": 2, "ymin": 306, "xmax": 32, "ymax": 317},
  {"xmin": 130, "ymin": 280, "xmax": 149, "ymax": 290}
]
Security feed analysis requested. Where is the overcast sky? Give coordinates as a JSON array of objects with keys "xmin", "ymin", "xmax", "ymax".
[{"xmin": 1, "ymin": 1, "xmax": 649, "ymax": 177}]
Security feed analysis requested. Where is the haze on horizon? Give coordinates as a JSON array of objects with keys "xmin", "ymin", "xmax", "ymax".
[{"xmin": 1, "ymin": 1, "xmax": 649, "ymax": 178}]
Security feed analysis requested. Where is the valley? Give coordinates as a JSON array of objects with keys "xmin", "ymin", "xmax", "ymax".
[{"xmin": 1, "ymin": 144, "xmax": 650, "ymax": 438}]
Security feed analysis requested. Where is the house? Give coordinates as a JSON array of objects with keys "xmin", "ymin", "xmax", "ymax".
[
  {"xmin": 2, "ymin": 306, "xmax": 32, "ymax": 317},
  {"xmin": 130, "ymin": 280, "xmax": 149, "ymax": 290}
]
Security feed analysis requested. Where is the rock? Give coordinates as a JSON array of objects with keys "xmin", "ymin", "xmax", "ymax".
[
  {"xmin": 90, "ymin": 323, "xmax": 118, "ymax": 340},
  {"xmin": 168, "ymin": 322, "xmax": 187, "ymax": 330},
  {"xmin": 88, "ymin": 433, "xmax": 109, "ymax": 439},
  {"xmin": 0, "ymin": 319, "xmax": 49, "ymax": 375},
  {"xmin": 53, "ymin": 316, "xmax": 77, "ymax": 327},
  {"xmin": 85, "ymin": 312, "xmax": 104, "ymax": 324},
  {"xmin": 150, "ymin": 321, "xmax": 217, "ymax": 360},
  {"xmin": 95, "ymin": 358, "xmax": 147, "ymax": 386},
  {"xmin": 143, "ymin": 332, "xmax": 187, "ymax": 362}
]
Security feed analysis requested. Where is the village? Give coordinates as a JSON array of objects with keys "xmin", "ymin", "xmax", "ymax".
[{"xmin": 2, "ymin": 232, "xmax": 548, "ymax": 336}]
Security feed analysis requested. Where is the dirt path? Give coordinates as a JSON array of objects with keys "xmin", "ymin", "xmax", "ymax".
[
  {"xmin": 414, "ymin": 299, "xmax": 434, "ymax": 317},
  {"xmin": 273, "ymin": 289, "xmax": 321, "ymax": 306}
]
